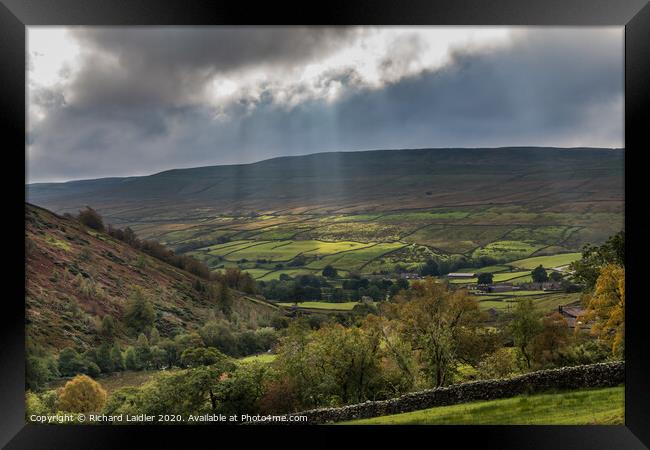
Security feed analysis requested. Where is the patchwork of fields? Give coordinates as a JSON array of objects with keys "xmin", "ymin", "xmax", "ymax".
[
  {"xmin": 119, "ymin": 206, "xmax": 611, "ymax": 282},
  {"xmin": 27, "ymin": 148, "xmax": 623, "ymax": 281}
]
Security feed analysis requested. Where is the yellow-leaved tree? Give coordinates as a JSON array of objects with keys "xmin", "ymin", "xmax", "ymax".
[
  {"xmin": 57, "ymin": 374, "xmax": 107, "ymax": 413},
  {"xmin": 580, "ymin": 264, "xmax": 625, "ymax": 357}
]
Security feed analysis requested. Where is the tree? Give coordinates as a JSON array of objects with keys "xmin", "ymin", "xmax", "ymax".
[
  {"xmin": 385, "ymin": 279, "xmax": 485, "ymax": 387},
  {"xmin": 531, "ymin": 265, "xmax": 549, "ymax": 283},
  {"xmin": 96, "ymin": 342, "xmax": 114, "ymax": 373},
  {"xmin": 180, "ymin": 347, "xmax": 227, "ymax": 368},
  {"xmin": 275, "ymin": 321, "xmax": 383, "ymax": 407},
  {"xmin": 100, "ymin": 315, "xmax": 116, "ymax": 338},
  {"xmin": 509, "ymin": 299, "xmax": 543, "ymax": 370},
  {"xmin": 580, "ymin": 264, "xmax": 625, "ymax": 357},
  {"xmin": 322, "ymin": 265, "xmax": 338, "ymax": 278},
  {"xmin": 58, "ymin": 348, "xmax": 87, "ymax": 377},
  {"xmin": 549, "ymin": 271, "xmax": 563, "ymax": 282},
  {"xmin": 149, "ymin": 327, "xmax": 160, "ymax": 345},
  {"xmin": 57, "ymin": 375, "xmax": 107, "ymax": 413},
  {"xmin": 530, "ymin": 312, "xmax": 570, "ymax": 369},
  {"xmin": 477, "ymin": 273, "xmax": 493, "ymax": 285},
  {"xmin": 124, "ymin": 288, "xmax": 155, "ymax": 334},
  {"xmin": 77, "ymin": 207, "xmax": 105, "ymax": 231},
  {"xmin": 212, "ymin": 361, "xmax": 270, "ymax": 415},
  {"xmin": 419, "ymin": 259, "xmax": 439, "ymax": 277},
  {"xmin": 150, "ymin": 346, "xmax": 168, "ymax": 369},
  {"xmin": 124, "ymin": 346, "xmax": 139, "ymax": 371},
  {"xmin": 135, "ymin": 333, "xmax": 152, "ymax": 369},
  {"xmin": 477, "ymin": 348, "xmax": 516, "ymax": 380},
  {"xmin": 115, "ymin": 362, "xmax": 235, "ymax": 417},
  {"xmin": 111, "ymin": 342, "xmax": 124, "ymax": 371},
  {"xmin": 26, "ymin": 356, "xmax": 56, "ymax": 390},
  {"xmin": 199, "ymin": 320, "xmax": 238, "ymax": 355},
  {"xmin": 209, "ymin": 283, "xmax": 233, "ymax": 316},
  {"xmin": 569, "ymin": 231, "xmax": 624, "ymax": 291}
]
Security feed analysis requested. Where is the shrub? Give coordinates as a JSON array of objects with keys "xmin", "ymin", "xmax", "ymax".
[
  {"xmin": 57, "ymin": 374, "xmax": 107, "ymax": 413},
  {"xmin": 77, "ymin": 207, "xmax": 105, "ymax": 231}
]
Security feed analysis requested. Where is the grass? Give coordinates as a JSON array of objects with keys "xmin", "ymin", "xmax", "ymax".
[
  {"xmin": 472, "ymin": 240, "xmax": 544, "ymax": 261},
  {"xmin": 44, "ymin": 235, "xmax": 72, "ymax": 252},
  {"xmin": 276, "ymin": 301, "xmax": 362, "ymax": 310},
  {"xmin": 341, "ymin": 386, "xmax": 624, "ymax": 425},
  {"xmin": 306, "ymin": 242, "xmax": 407, "ymax": 272},
  {"xmin": 492, "ymin": 271, "xmax": 532, "ymax": 282},
  {"xmin": 238, "ymin": 353, "xmax": 277, "ymax": 364},
  {"xmin": 224, "ymin": 240, "xmax": 374, "ymax": 262},
  {"xmin": 478, "ymin": 292, "xmax": 581, "ymax": 312},
  {"xmin": 510, "ymin": 252, "xmax": 582, "ymax": 270}
]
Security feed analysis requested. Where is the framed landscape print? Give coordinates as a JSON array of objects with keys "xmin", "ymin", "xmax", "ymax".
[{"xmin": 1, "ymin": 0, "xmax": 649, "ymax": 448}]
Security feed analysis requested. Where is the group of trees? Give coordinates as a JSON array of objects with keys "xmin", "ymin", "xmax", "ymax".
[
  {"xmin": 570, "ymin": 231, "xmax": 625, "ymax": 358},
  {"xmin": 257, "ymin": 273, "xmax": 409, "ymax": 303},
  {"xmin": 418, "ymin": 255, "xmax": 504, "ymax": 277},
  {"xmin": 27, "ymin": 319, "xmax": 279, "ymax": 392},
  {"xmin": 508, "ymin": 297, "xmax": 613, "ymax": 371}
]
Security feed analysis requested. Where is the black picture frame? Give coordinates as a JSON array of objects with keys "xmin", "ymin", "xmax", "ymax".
[{"xmin": 2, "ymin": 0, "xmax": 648, "ymax": 448}]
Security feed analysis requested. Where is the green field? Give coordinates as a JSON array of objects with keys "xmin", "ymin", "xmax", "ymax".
[
  {"xmin": 492, "ymin": 271, "xmax": 532, "ymax": 282},
  {"xmin": 473, "ymin": 240, "xmax": 545, "ymax": 261},
  {"xmin": 276, "ymin": 301, "xmax": 362, "ymax": 310},
  {"xmin": 342, "ymin": 386, "xmax": 624, "ymax": 425},
  {"xmin": 238, "ymin": 353, "xmax": 277, "ymax": 364},
  {"xmin": 511, "ymin": 252, "xmax": 582, "ymax": 270},
  {"xmin": 477, "ymin": 292, "xmax": 580, "ymax": 312}
]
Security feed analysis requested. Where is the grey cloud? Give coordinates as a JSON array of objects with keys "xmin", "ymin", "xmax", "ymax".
[
  {"xmin": 27, "ymin": 28, "xmax": 623, "ymax": 183},
  {"xmin": 65, "ymin": 27, "xmax": 361, "ymax": 108}
]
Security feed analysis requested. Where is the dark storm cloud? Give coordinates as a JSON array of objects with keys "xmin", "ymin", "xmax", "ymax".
[
  {"xmin": 27, "ymin": 28, "xmax": 623, "ymax": 183},
  {"xmin": 65, "ymin": 27, "xmax": 361, "ymax": 107}
]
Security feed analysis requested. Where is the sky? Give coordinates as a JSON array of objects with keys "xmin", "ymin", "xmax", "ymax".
[{"xmin": 26, "ymin": 26, "xmax": 624, "ymax": 183}]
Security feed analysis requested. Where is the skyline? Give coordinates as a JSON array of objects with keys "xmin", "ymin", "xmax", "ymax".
[{"xmin": 27, "ymin": 26, "xmax": 624, "ymax": 183}]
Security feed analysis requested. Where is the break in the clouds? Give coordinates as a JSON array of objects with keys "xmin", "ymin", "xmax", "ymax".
[{"xmin": 26, "ymin": 27, "xmax": 623, "ymax": 183}]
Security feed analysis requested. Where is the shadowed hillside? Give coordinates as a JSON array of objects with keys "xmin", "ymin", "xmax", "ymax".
[
  {"xmin": 27, "ymin": 147, "xmax": 623, "ymax": 220},
  {"xmin": 25, "ymin": 203, "xmax": 278, "ymax": 351}
]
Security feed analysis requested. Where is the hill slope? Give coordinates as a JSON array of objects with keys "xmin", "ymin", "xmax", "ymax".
[
  {"xmin": 26, "ymin": 147, "xmax": 624, "ymax": 275},
  {"xmin": 27, "ymin": 147, "xmax": 623, "ymax": 219},
  {"xmin": 25, "ymin": 203, "xmax": 278, "ymax": 351}
]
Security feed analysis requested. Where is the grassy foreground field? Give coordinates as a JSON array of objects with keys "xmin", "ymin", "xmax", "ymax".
[{"xmin": 342, "ymin": 386, "xmax": 624, "ymax": 425}]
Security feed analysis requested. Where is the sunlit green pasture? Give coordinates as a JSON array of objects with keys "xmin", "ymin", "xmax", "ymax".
[
  {"xmin": 510, "ymin": 252, "xmax": 582, "ymax": 269},
  {"xmin": 341, "ymin": 386, "xmax": 624, "ymax": 425}
]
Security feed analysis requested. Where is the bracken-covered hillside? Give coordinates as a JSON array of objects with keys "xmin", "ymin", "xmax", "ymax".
[{"xmin": 25, "ymin": 203, "xmax": 278, "ymax": 351}]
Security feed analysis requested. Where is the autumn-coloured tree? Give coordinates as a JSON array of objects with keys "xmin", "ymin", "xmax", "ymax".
[
  {"xmin": 580, "ymin": 264, "xmax": 625, "ymax": 357},
  {"xmin": 57, "ymin": 374, "xmax": 107, "ymax": 413},
  {"xmin": 385, "ymin": 278, "xmax": 484, "ymax": 387},
  {"xmin": 530, "ymin": 312, "xmax": 570, "ymax": 369}
]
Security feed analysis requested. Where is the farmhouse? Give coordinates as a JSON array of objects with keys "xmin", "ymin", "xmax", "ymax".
[{"xmin": 448, "ymin": 272, "xmax": 475, "ymax": 279}]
